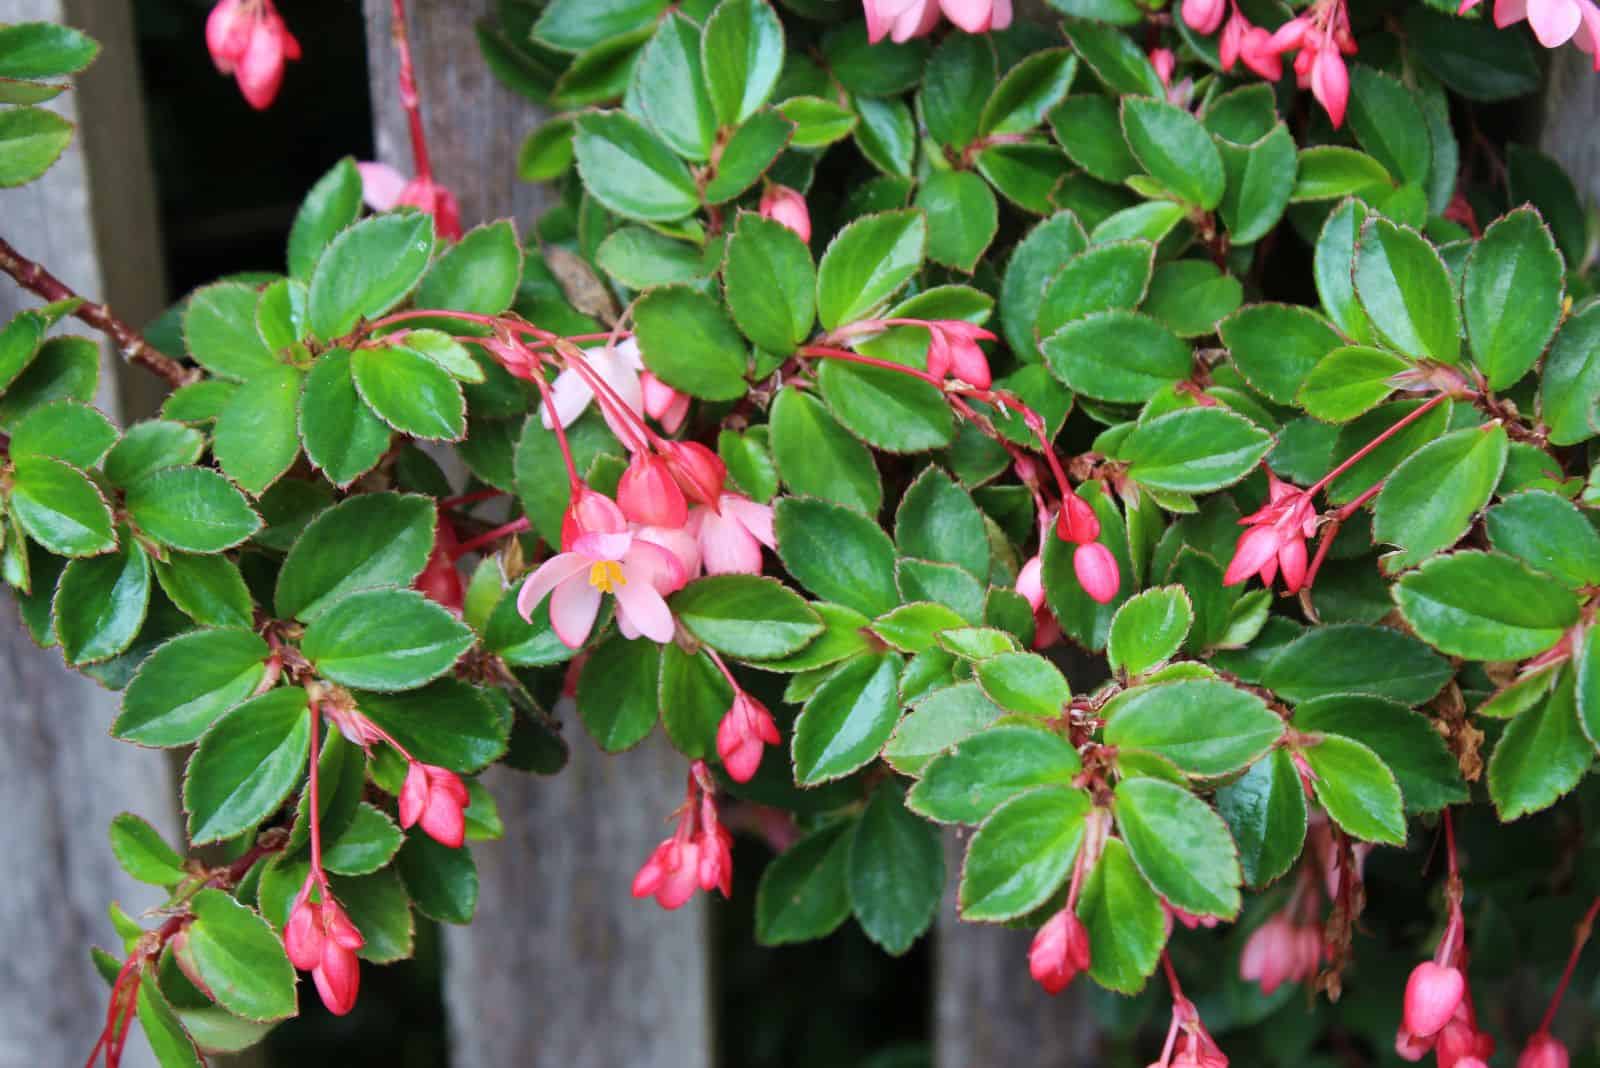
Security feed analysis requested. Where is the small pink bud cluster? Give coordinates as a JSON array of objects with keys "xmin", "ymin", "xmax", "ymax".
[
  {"xmin": 1180, "ymin": 0, "xmax": 1354, "ymax": 128},
  {"xmin": 358, "ymin": 163, "xmax": 464, "ymax": 242},
  {"xmin": 633, "ymin": 761, "xmax": 735, "ymax": 909},
  {"xmin": 399, "ymin": 761, "xmax": 470, "ymax": 848},
  {"xmin": 1223, "ymin": 470, "xmax": 1319, "ymax": 595},
  {"xmin": 205, "ymin": 0, "xmax": 300, "ymax": 110},
  {"xmin": 1056, "ymin": 492, "xmax": 1121, "ymax": 605},
  {"xmin": 759, "ymin": 184, "xmax": 812, "ymax": 244},
  {"xmin": 1028, "ymin": 908, "xmax": 1092, "ymax": 994},
  {"xmin": 285, "ymin": 879, "xmax": 366, "ymax": 1017},
  {"xmin": 1396, "ymin": 910, "xmax": 1495, "ymax": 1066},
  {"xmin": 861, "ymin": 0, "xmax": 1012, "ymax": 44},
  {"xmin": 1239, "ymin": 913, "xmax": 1324, "ymax": 995},
  {"xmin": 717, "ymin": 692, "xmax": 781, "ymax": 784},
  {"xmin": 923, "ymin": 320, "xmax": 997, "ymax": 389},
  {"xmin": 1150, "ymin": 995, "xmax": 1229, "ymax": 1068}
]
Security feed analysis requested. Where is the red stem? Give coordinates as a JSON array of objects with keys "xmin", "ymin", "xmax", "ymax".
[
  {"xmin": 454, "ymin": 516, "xmax": 532, "ymax": 556},
  {"xmin": 705, "ymin": 648, "xmax": 743, "ymax": 695},
  {"xmin": 527, "ymin": 371, "xmax": 584, "ymax": 492},
  {"xmin": 389, "ymin": 0, "xmax": 433, "ymax": 187},
  {"xmin": 441, "ymin": 488, "xmax": 508, "ymax": 510},
  {"xmin": 1538, "ymin": 895, "xmax": 1600, "ymax": 1034},
  {"xmin": 1306, "ymin": 392, "xmax": 1451, "ymax": 498},
  {"xmin": 308, "ymin": 702, "xmax": 325, "ymax": 883}
]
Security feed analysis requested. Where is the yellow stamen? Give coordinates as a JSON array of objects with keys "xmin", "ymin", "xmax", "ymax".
[{"xmin": 588, "ymin": 560, "xmax": 627, "ymax": 593}]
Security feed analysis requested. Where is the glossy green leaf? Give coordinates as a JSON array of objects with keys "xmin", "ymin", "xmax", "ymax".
[
  {"xmin": 8, "ymin": 454, "xmax": 114, "ymax": 556},
  {"xmin": 7, "ymin": 400, "xmax": 116, "ymax": 468},
  {"xmin": 1076, "ymin": 837, "xmax": 1165, "ymax": 993},
  {"xmin": 958, "ymin": 786, "xmax": 1090, "ymax": 922},
  {"xmin": 103, "ymin": 420, "xmax": 205, "ymax": 487},
  {"xmin": 1485, "ymin": 491, "xmax": 1600, "ymax": 588},
  {"xmin": 307, "ymin": 213, "xmax": 435, "ymax": 341},
  {"xmin": 212, "ymin": 364, "xmax": 302, "ymax": 494},
  {"xmin": 1353, "ymin": 217, "xmax": 1460, "ymax": 364},
  {"xmin": 115, "ymin": 629, "xmax": 269, "ymax": 746},
  {"xmin": 816, "ymin": 210, "xmax": 925, "ymax": 330},
  {"xmin": 670, "ymin": 574, "xmax": 824, "ymax": 660},
  {"xmin": 126, "ymin": 467, "xmax": 261, "ymax": 554},
  {"xmin": 109, "ymin": 812, "xmax": 187, "ymax": 887},
  {"xmin": 55, "ymin": 538, "xmax": 150, "ymax": 665},
  {"xmin": 704, "ymin": 0, "xmax": 785, "ymax": 126},
  {"xmin": 908, "ymin": 725, "xmax": 1081, "ymax": 825},
  {"xmin": 1001, "ymin": 211, "xmax": 1088, "ymax": 362},
  {"xmin": 883, "ymin": 680, "xmax": 1003, "ymax": 776},
  {"xmin": 356, "ymin": 680, "xmax": 509, "ymax": 772},
  {"xmin": 1107, "ymin": 586, "xmax": 1193, "ymax": 677},
  {"xmin": 287, "ymin": 157, "xmax": 363, "ymax": 279},
  {"xmin": 1121, "ymin": 97, "xmax": 1224, "ymax": 210},
  {"xmin": 634, "ymin": 13, "xmax": 715, "ymax": 160},
  {"xmin": 1298, "ymin": 346, "xmax": 1408, "ymax": 423},
  {"xmin": 791, "ymin": 652, "xmax": 901, "ymax": 784},
  {"xmin": 1115, "ymin": 776, "xmax": 1240, "ymax": 918},
  {"xmin": 1104, "ymin": 679, "xmax": 1281, "ymax": 778},
  {"xmin": 298, "ymin": 349, "xmax": 392, "ymax": 486},
  {"xmin": 1214, "ymin": 748, "xmax": 1307, "ymax": 888},
  {"xmin": 723, "ymin": 212, "xmax": 815, "ymax": 357},
  {"xmin": 1220, "ymin": 304, "xmax": 1342, "ymax": 406},
  {"xmin": 1294, "ymin": 695, "xmax": 1466, "ymax": 813},
  {"xmin": 1043, "ymin": 310, "xmax": 1191, "ymax": 403},
  {"xmin": 0, "ymin": 106, "xmax": 72, "ymax": 186},
  {"xmin": 755, "ymin": 820, "xmax": 853, "ymax": 945},
  {"xmin": 301, "ymin": 588, "xmax": 474, "ymax": 692},
  {"xmin": 632, "ymin": 284, "xmax": 749, "ymax": 401},
  {"xmin": 768, "ymin": 387, "xmax": 882, "ymax": 514},
  {"xmin": 1347, "ymin": 68, "xmax": 1431, "ymax": 188},
  {"xmin": 914, "ymin": 170, "xmax": 998, "ymax": 273},
  {"xmin": 351, "ymin": 343, "xmax": 465, "ymax": 441},
  {"xmin": 1395, "ymin": 550, "xmax": 1578, "ymax": 660},
  {"xmin": 274, "ymin": 493, "xmax": 435, "ymax": 621},
  {"xmin": 1119, "ymin": 408, "xmax": 1272, "ymax": 494},
  {"xmin": 573, "ymin": 110, "xmax": 698, "ymax": 222},
  {"xmin": 1373, "ymin": 424, "xmax": 1508, "ymax": 570},
  {"xmin": 1035, "ymin": 241, "xmax": 1154, "ymax": 340},
  {"xmin": 183, "ymin": 889, "xmax": 297, "ymax": 1021},
  {"xmin": 184, "ymin": 688, "xmax": 310, "ymax": 845},
  {"xmin": 1540, "ymin": 300, "xmax": 1600, "ymax": 446},
  {"xmin": 1464, "ymin": 207, "xmax": 1564, "ymax": 389},
  {"xmin": 847, "ymin": 783, "xmax": 943, "ymax": 955},
  {"xmin": 775, "ymin": 496, "xmax": 898, "ymax": 618}
]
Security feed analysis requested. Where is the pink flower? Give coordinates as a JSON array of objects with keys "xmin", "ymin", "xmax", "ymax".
[
  {"xmin": 618, "ymin": 453, "xmax": 688, "ymax": 529},
  {"xmin": 691, "ymin": 494, "xmax": 775, "ymax": 575},
  {"xmin": 1519, "ymin": 1034, "xmax": 1571, "ymax": 1068},
  {"xmin": 540, "ymin": 339, "xmax": 646, "ymax": 442},
  {"xmin": 1223, "ymin": 470, "xmax": 1318, "ymax": 594},
  {"xmin": 633, "ymin": 837, "xmax": 703, "ymax": 909},
  {"xmin": 284, "ymin": 882, "xmax": 365, "ymax": 1017},
  {"xmin": 1055, "ymin": 493, "xmax": 1101, "ymax": 545},
  {"xmin": 1151, "ymin": 47, "xmax": 1178, "ymax": 88},
  {"xmin": 1182, "ymin": 0, "xmax": 1228, "ymax": 33},
  {"xmin": 696, "ymin": 796, "xmax": 736, "ymax": 898},
  {"xmin": 717, "ymin": 693, "xmax": 781, "ymax": 783},
  {"xmin": 1308, "ymin": 44, "xmax": 1349, "ymax": 128},
  {"xmin": 399, "ymin": 762, "xmax": 470, "ymax": 848},
  {"xmin": 1436, "ymin": 1016, "xmax": 1496, "ymax": 1068},
  {"xmin": 925, "ymin": 321, "xmax": 995, "ymax": 388},
  {"xmin": 641, "ymin": 371, "xmax": 690, "ymax": 434},
  {"xmin": 1073, "ymin": 542, "xmax": 1121, "ymax": 605},
  {"xmin": 1239, "ymin": 914, "xmax": 1322, "ymax": 995},
  {"xmin": 633, "ymin": 762, "xmax": 734, "ymax": 909},
  {"xmin": 517, "ymin": 519, "xmax": 686, "ymax": 648},
  {"xmin": 1028, "ymin": 909, "xmax": 1092, "ymax": 994},
  {"xmin": 661, "ymin": 441, "xmax": 729, "ymax": 512},
  {"xmin": 759, "ymin": 185, "xmax": 812, "ymax": 244},
  {"xmin": 358, "ymin": 163, "xmax": 464, "ymax": 241},
  {"xmin": 863, "ymin": 0, "xmax": 943, "ymax": 41},
  {"xmin": 207, "ymin": 0, "xmax": 300, "ymax": 110},
  {"xmin": 1403, "ymin": 961, "xmax": 1467, "ymax": 1038},
  {"xmin": 635, "ymin": 522, "xmax": 704, "ymax": 581},
  {"xmin": 940, "ymin": 0, "xmax": 1014, "ymax": 33}
]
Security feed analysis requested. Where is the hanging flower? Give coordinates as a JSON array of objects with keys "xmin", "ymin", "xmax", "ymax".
[
  {"xmin": 206, "ymin": 0, "xmax": 300, "ymax": 110},
  {"xmin": 517, "ymin": 510, "xmax": 686, "ymax": 648},
  {"xmin": 357, "ymin": 162, "xmax": 464, "ymax": 241}
]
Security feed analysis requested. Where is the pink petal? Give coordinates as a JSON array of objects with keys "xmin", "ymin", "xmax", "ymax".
[
  {"xmin": 636, "ymin": 525, "xmax": 702, "ymax": 580},
  {"xmin": 1310, "ymin": 47, "xmax": 1349, "ymax": 129},
  {"xmin": 991, "ymin": 0, "xmax": 1013, "ymax": 28},
  {"xmin": 613, "ymin": 563, "xmax": 677, "ymax": 643},
  {"xmin": 1277, "ymin": 536, "xmax": 1309, "ymax": 594},
  {"xmin": 721, "ymin": 495, "xmax": 775, "ymax": 547},
  {"xmin": 1496, "ymin": 0, "xmax": 1530, "ymax": 27},
  {"xmin": 625, "ymin": 537, "xmax": 688, "ymax": 594},
  {"xmin": 699, "ymin": 509, "xmax": 764, "ymax": 575},
  {"xmin": 235, "ymin": 18, "xmax": 286, "ymax": 110},
  {"xmin": 1223, "ymin": 525, "xmax": 1281, "ymax": 587},
  {"xmin": 1529, "ymin": 0, "xmax": 1582, "ymax": 44},
  {"xmin": 516, "ymin": 552, "xmax": 589, "ymax": 620},
  {"xmin": 893, "ymin": 0, "xmax": 943, "ymax": 40},
  {"xmin": 571, "ymin": 529, "xmax": 634, "ymax": 562},
  {"xmin": 941, "ymin": 0, "xmax": 994, "ymax": 31},
  {"xmin": 420, "ymin": 794, "xmax": 466, "ymax": 848},
  {"xmin": 358, "ymin": 162, "xmax": 409, "ymax": 212},
  {"xmin": 549, "ymin": 575, "xmax": 603, "ymax": 648},
  {"xmin": 539, "ymin": 367, "xmax": 595, "ymax": 429}
]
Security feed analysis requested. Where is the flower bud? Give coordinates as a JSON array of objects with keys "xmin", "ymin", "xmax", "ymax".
[
  {"xmin": 759, "ymin": 184, "xmax": 812, "ymax": 244},
  {"xmin": 313, "ymin": 940, "xmax": 361, "ymax": 1017},
  {"xmin": 561, "ymin": 486, "xmax": 627, "ymax": 550},
  {"xmin": 205, "ymin": 0, "xmax": 251, "ymax": 72},
  {"xmin": 716, "ymin": 693, "xmax": 781, "ymax": 783},
  {"xmin": 1016, "ymin": 556, "xmax": 1046, "ymax": 613},
  {"xmin": 618, "ymin": 453, "xmax": 689, "ymax": 529},
  {"xmin": 1240, "ymin": 915, "xmax": 1296, "ymax": 995},
  {"xmin": 1181, "ymin": 0, "xmax": 1227, "ymax": 34},
  {"xmin": 662, "ymin": 441, "xmax": 727, "ymax": 511},
  {"xmin": 640, "ymin": 372, "xmax": 690, "ymax": 434},
  {"xmin": 1057, "ymin": 493, "xmax": 1101, "ymax": 545},
  {"xmin": 1519, "ymin": 1034, "xmax": 1570, "ymax": 1068},
  {"xmin": 323, "ymin": 900, "xmax": 366, "ymax": 952},
  {"xmin": 399, "ymin": 762, "xmax": 469, "ymax": 848},
  {"xmin": 284, "ymin": 896, "xmax": 325, "ymax": 971},
  {"xmin": 1402, "ymin": 961, "xmax": 1466, "ymax": 1039},
  {"xmin": 1028, "ymin": 909, "xmax": 1092, "ymax": 995},
  {"xmin": 1073, "ymin": 542, "xmax": 1121, "ymax": 605}
]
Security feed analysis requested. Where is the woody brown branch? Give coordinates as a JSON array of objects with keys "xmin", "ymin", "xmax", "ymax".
[{"xmin": 0, "ymin": 235, "xmax": 198, "ymax": 390}]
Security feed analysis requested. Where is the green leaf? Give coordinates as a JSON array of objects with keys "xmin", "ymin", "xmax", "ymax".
[
  {"xmin": 1299, "ymin": 734, "xmax": 1406, "ymax": 844},
  {"xmin": 307, "ymin": 213, "xmax": 436, "ymax": 341},
  {"xmin": 1291, "ymin": 146, "xmax": 1393, "ymax": 203},
  {"xmin": 1043, "ymin": 310, "xmax": 1189, "ymax": 403},
  {"xmin": 816, "ymin": 209, "xmax": 925, "ymax": 330},
  {"xmin": 1373, "ymin": 424, "xmax": 1508, "ymax": 570},
  {"xmin": 323, "ymin": 804, "xmax": 405, "ymax": 877},
  {"xmin": 573, "ymin": 110, "xmax": 698, "ymax": 222},
  {"xmin": 815, "ymin": 359, "xmax": 954, "ymax": 453},
  {"xmin": 301, "ymin": 588, "xmax": 474, "ymax": 692},
  {"xmin": 109, "ymin": 812, "xmax": 187, "ymax": 887},
  {"xmin": 775, "ymin": 496, "xmax": 898, "ymax": 618},
  {"xmin": 597, "ymin": 226, "xmax": 714, "ymax": 288},
  {"xmin": 1119, "ymin": 408, "xmax": 1272, "ymax": 494},
  {"xmin": 1262, "ymin": 623, "xmax": 1451, "ymax": 705},
  {"xmin": 723, "ymin": 212, "xmax": 815, "ymax": 357},
  {"xmin": 153, "ymin": 552, "xmax": 252, "ymax": 629},
  {"xmin": 1220, "ymin": 304, "xmax": 1342, "ymax": 406},
  {"xmin": 704, "ymin": 0, "xmax": 785, "ymax": 125},
  {"xmin": 0, "ymin": 333, "xmax": 98, "ymax": 428},
  {"xmin": 768, "ymin": 388, "xmax": 882, "ymax": 514},
  {"xmin": 632, "ymin": 285, "xmax": 749, "ymax": 401},
  {"xmin": 1298, "ymin": 346, "xmax": 1409, "ymax": 423},
  {"xmin": 184, "ymin": 688, "xmax": 310, "ymax": 845},
  {"xmin": 1395, "ymin": 550, "xmax": 1578, "ymax": 661},
  {"xmin": 958, "ymin": 786, "xmax": 1090, "ymax": 922},
  {"xmin": 1104, "ymin": 679, "xmax": 1282, "ymax": 778},
  {"xmin": 822, "ymin": 22, "xmax": 928, "ymax": 96},
  {"xmin": 8, "ymin": 400, "xmax": 116, "ymax": 468},
  {"xmin": 883, "ymin": 680, "xmax": 1003, "ymax": 776},
  {"xmin": 356, "ymin": 680, "xmax": 509, "ymax": 772},
  {"xmin": 1107, "ymin": 586, "xmax": 1193, "ymax": 677},
  {"xmin": 415, "ymin": 220, "xmax": 523, "ymax": 316},
  {"xmin": 1001, "ymin": 211, "xmax": 1088, "ymax": 362},
  {"xmin": 659, "ymin": 644, "xmax": 732, "ymax": 759},
  {"xmin": 871, "ymin": 601, "xmax": 969, "ymax": 655},
  {"xmin": 288, "ymin": 158, "xmax": 363, "ymax": 279},
  {"xmin": 634, "ymin": 13, "xmax": 715, "ymax": 160},
  {"xmin": 847, "ymin": 783, "xmax": 943, "ymax": 955},
  {"xmin": 1347, "ymin": 68, "xmax": 1431, "ymax": 188},
  {"xmin": 1121, "ymin": 97, "xmax": 1224, "ymax": 211},
  {"xmin": 0, "ymin": 307, "xmax": 46, "ymax": 393},
  {"xmin": 136, "ymin": 966, "xmax": 205, "ymax": 1068},
  {"xmin": 55, "ymin": 538, "xmax": 150, "ymax": 665},
  {"xmin": 1063, "ymin": 21, "xmax": 1163, "ymax": 97},
  {"xmin": 397, "ymin": 832, "xmax": 478, "ymax": 924},
  {"xmin": 8, "ymin": 454, "xmax": 114, "ymax": 556},
  {"xmin": 103, "ymin": 420, "xmax": 205, "ymax": 487},
  {"xmin": 1144, "ymin": 260, "xmax": 1243, "ymax": 339},
  {"xmin": 126, "ymin": 467, "xmax": 261, "ymax": 554},
  {"xmin": 1294, "ymin": 695, "xmax": 1466, "ymax": 813},
  {"xmin": 1035, "ymin": 241, "xmax": 1154, "ymax": 340},
  {"xmin": 1354, "ymin": 217, "xmax": 1460, "ymax": 364},
  {"xmin": 755, "ymin": 601, "xmax": 873, "ymax": 673},
  {"xmin": 1214, "ymin": 749, "xmax": 1307, "ymax": 888},
  {"xmin": 909, "ymin": 725, "xmax": 1081, "ymax": 825},
  {"xmin": 274, "ymin": 493, "xmax": 435, "ymax": 621},
  {"xmin": 981, "ymin": 48, "xmax": 1076, "ymax": 135},
  {"xmin": 183, "ymin": 889, "xmax": 297, "ymax": 1021},
  {"xmin": 1406, "ymin": 7, "xmax": 1540, "ymax": 101},
  {"xmin": 1115, "ymin": 776, "xmax": 1240, "ymax": 918},
  {"xmin": 298, "ymin": 349, "xmax": 392, "ymax": 486},
  {"xmin": 914, "ymin": 170, "xmax": 998, "ymax": 273},
  {"xmin": 0, "ymin": 106, "xmax": 73, "ymax": 186},
  {"xmin": 1485, "ymin": 491, "xmax": 1600, "ymax": 588},
  {"xmin": 0, "ymin": 22, "xmax": 99, "ymax": 78},
  {"xmin": 1218, "ymin": 124, "xmax": 1296, "ymax": 244},
  {"xmin": 704, "ymin": 109, "xmax": 793, "ymax": 203},
  {"xmin": 1540, "ymin": 300, "xmax": 1600, "ymax": 446},
  {"xmin": 533, "ymin": 0, "xmax": 665, "ymax": 51},
  {"xmin": 575, "ymin": 633, "xmax": 662, "ymax": 751},
  {"xmin": 1490, "ymin": 666, "xmax": 1591, "ymax": 820},
  {"xmin": 670, "ymin": 574, "xmax": 824, "ymax": 660},
  {"xmin": 1051, "ymin": 94, "xmax": 1140, "ymax": 184},
  {"xmin": 975, "ymin": 653, "xmax": 1072, "ymax": 719},
  {"xmin": 1463, "ymin": 207, "xmax": 1563, "ymax": 389},
  {"xmin": 921, "ymin": 33, "xmax": 996, "ymax": 147},
  {"xmin": 1076, "ymin": 837, "xmax": 1164, "ymax": 993},
  {"xmin": 350, "ymin": 343, "xmax": 465, "ymax": 441},
  {"xmin": 212, "ymin": 364, "xmax": 303, "ymax": 495},
  {"xmin": 115, "ymin": 629, "xmax": 269, "ymax": 746},
  {"xmin": 755, "ymin": 820, "xmax": 853, "ymax": 945},
  {"xmin": 791, "ymin": 652, "xmax": 902, "ymax": 784},
  {"xmin": 780, "ymin": 95, "xmax": 858, "ymax": 148},
  {"xmin": 1326, "ymin": 398, "xmax": 1453, "ymax": 505},
  {"xmin": 182, "ymin": 283, "xmax": 281, "ymax": 381}
]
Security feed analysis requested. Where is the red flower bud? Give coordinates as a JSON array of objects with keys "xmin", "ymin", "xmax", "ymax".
[
  {"xmin": 1057, "ymin": 493, "xmax": 1101, "ymax": 544},
  {"xmin": 1028, "ymin": 909, "xmax": 1092, "ymax": 995},
  {"xmin": 716, "ymin": 693, "xmax": 781, "ymax": 784},
  {"xmin": 313, "ymin": 940, "xmax": 361, "ymax": 1017},
  {"xmin": 759, "ymin": 184, "xmax": 812, "ymax": 244},
  {"xmin": 561, "ymin": 486, "xmax": 627, "ymax": 550},
  {"xmin": 284, "ymin": 897, "xmax": 325, "ymax": 971},
  {"xmin": 399, "ymin": 761, "xmax": 469, "ymax": 848},
  {"xmin": 1403, "ymin": 961, "xmax": 1466, "ymax": 1039},
  {"xmin": 1073, "ymin": 542, "xmax": 1121, "ymax": 604},
  {"xmin": 1519, "ymin": 1034, "xmax": 1570, "ymax": 1068},
  {"xmin": 619, "ymin": 453, "xmax": 689, "ymax": 528},
  {"xmin": 662, "ymin": 441, "xmax": 727, "ymax": 511}
]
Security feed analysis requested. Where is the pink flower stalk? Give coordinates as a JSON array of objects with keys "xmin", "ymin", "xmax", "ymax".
[
  {"xmin": 717, "ymin": 693, "xmax": 781, "ymax": 783},
  {"xmin": 759, "ymin": 184, "xmax": 812, "ymax": 244},
  {"xmin": 1029, "ymin": 909, "xmax": 1092, "ymax": 994},
  {"xmin": 618, "ymin": 453, "xmax": 689, "ymax": 529},
  {"xmin": 206, "ymin": 0, "xmax": 300, "ymax": 110},
  {"xmin": 517, "ymin": 513, "xmax": 687, "ymax": 647},
  {"xmin": 640, "ymin": 371, "xmax": 690, "ymax": 434},
  {"xmin": 541, "ymin": 339, "xmax": 647, "ymax": 443},
  {"xmin": 358, "ymin": 162, "xmax": 464, "ymax": 242},
  {"xmin": 924, "ymin": 320, "xmax": 995, "ymax": 389},
  {"xmin": 1519, "ymin": 1034, "xmax": 1571, "ymax": 1068},
  {"xmin": 1403, "ymin": 961, "xmax": 1467, "ymax": 1038},
  {"xmin": 1223, "ymin": 470, "xmax": 1319, "ymax": 594},
  {"xmin": 633, "ymin": 761, "xmax": 734, "ymax": 909},
  {"xmin": 284, "ymin": 879, "xmax": 365, "ymax": 1017},
  {"xmin": 691, "ymin": 494, "xmax": 776, "ymax": 575},
  {"xmin": 399, "ymin": 762, "xmax": 470, "ymax": 848},
  {"xmin": 1074, "ymin": 542, "xmax": 1121, "ymax": 605}
]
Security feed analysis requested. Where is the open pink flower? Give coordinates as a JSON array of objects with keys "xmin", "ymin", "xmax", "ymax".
[
  {"xmin": 691, "ymin": 494, "xmax": 775, "ymax": 575},
  {"xmin": 357, "ymin": 162, "xmax": 464, "ymax": 241},
  {"xmin": 517, "ymin": 519, "xmax": 686, "ymax": 648},
  {"xmin": 540, "ymin": 339, "xmax": 646, "ymax": 441},
  {"xmin": 1476, "ymin": 0, "xmax": 1600, "ymax": 66},
  {"xmin": 206, "ymin": 0, "xmax": 299, "ymax": 110}
]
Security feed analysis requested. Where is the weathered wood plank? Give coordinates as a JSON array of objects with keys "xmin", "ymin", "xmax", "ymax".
[
  {"xmin": 1541, "ymin": 50, "xmax": 1600, "ymax": 208},
  {"xmin": 362, "ymin": 6, "xmax": 714, "ymax": 1066},
  {"xmin": 0, "ymin": 4, "xmax": 177, "ymax": 1067}
]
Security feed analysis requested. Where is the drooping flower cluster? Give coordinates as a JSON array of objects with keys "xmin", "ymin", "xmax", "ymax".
[
  {"xmin": 1179, "ymin": 0, "xmax": 1354, "ymax": 127},
  {"xmin": 1238, "ymin": 864, "xmax": 1326, "ymax": 996},
  {"xmin": 633, "ymin": 761, "xmax": 735, "ymax": 910},
  {"xmin": 205, "ymin": 0, "xmax": 299, "ymax": 110},
  {"xmin": 862, "ymin": 0, "xmax": 1012, "ymax": 43},
  {"xmin": 1223, "ymin": 470, "xmax": 1319, "ymax": 595},
  {"xmin": 1460, "ymin": 0, "xmax": 1600, "ymax": 66},
  {"xmin": 284, "ymin": 877, "xmax": 366, "ymax": 1017}
]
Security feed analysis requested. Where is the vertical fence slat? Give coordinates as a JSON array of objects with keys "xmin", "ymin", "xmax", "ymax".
[
  {"xmin": 0, "ymin": 4, "xmax": 175, "ymax": 1067},
  {"xmin": 361, "ymin": 6, "xmax": 714, "ymax": 1065},
  {"xmin": 1541, "ymin": 52, "xmax": 1600, "ymax": 205}
]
